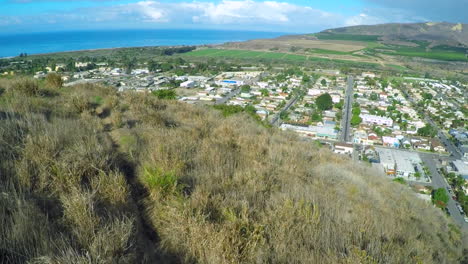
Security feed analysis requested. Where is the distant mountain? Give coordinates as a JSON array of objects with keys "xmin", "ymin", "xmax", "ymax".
[{"xmin": 320, "ymin": 22, "xmax": 468, "ymax": 47}]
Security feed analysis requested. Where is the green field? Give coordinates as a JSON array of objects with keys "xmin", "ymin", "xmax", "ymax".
[
  {"xmin": 185, "ymin": 49, "xmax": 306, "ymax": 61},
  {"xmin": 184, "ymin": 48, "xmax": 381, "ymax": 68},
  {"xmin": 314, "ymin": 33, "xmax": 381, "ymax": 42},
  {"xmin": 378, "ymin": 45, "xmax": 468, "ymax": 61},
  {"xmin": 306, "ymin": 49, "xmax": 351, "ymax": 55}
]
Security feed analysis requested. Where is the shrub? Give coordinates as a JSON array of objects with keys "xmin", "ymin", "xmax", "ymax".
[
  {"xmin": 12, "ymin": 77, "xmax": 39, "ymax": 96},
  {"xmin": 45, "ymin": 73, "xmax": 63, "ymax": 89},
  {"xmin": 152, "ymin": 89, "xmax": 177, "ymax": 100}
]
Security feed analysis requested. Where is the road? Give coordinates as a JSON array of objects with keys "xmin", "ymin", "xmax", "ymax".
[
  {"xmin": 270, "ymin": 95, "xmax": 300, "ymax": 126},
  {"xmin": 419, "ymin": 154, "xmax": 467, "ymax": 228},
  {"xmin": 401, "ymin": 88, "xmax": 462, "ymax": 159},
  {"xmin": 400, "ymin": 89, "xmax": 466, "ymax": 227},
  {"xmin": 425, "ymin": 117, "xmax": 462, "ymax": 159},
  {"xmin": 340, "ymin": 76, "xmax": 354, "ymax": 142},
  {"xmin": 215, "ymin": 88, "xmax": 239, "ymax": 105}
]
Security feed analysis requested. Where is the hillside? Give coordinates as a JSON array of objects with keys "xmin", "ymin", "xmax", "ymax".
[
  {"xmin": 0, "ymin": 78, "xmax": 467, "ymax": 263},
  {"xmin": 217, "ymin": 22, "xmax": 468, "ymax": 67},
  {"xmin": 320, "ymin": 22, "xmax": 468, "ymax": 47}
]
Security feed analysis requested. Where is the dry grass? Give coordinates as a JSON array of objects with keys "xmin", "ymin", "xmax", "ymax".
[{"xmin": 0, "ymin": 78, "xmax": 466, "ymax": 263}]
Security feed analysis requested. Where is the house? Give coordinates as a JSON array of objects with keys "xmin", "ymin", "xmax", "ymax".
[
  {"xmin": 430, "ymin": 139, "xmax": 446, "ymax": 153},
  {"xmin": 307, "ymin": 89, "xmax": 322, "ymax": 96},
  {"xmin": 331, "ymin": 94, "xmax": 341, "ymax": 103},
  {"xmin": 377, "ymin": 148, "xmax": 396, "ymax": 175},
  {"xmin": 376, "ymin": 148, "xmax": 422, "ymax": 178},
  {"xmin": 280, "ymin": 124, "xmax": 338, "ymax": 140},
  {"xmin": 360, "ymin": 114, "xmax": 393, "ymax": 127},
  {"xmin": 334, "ymin": 143, "xmax": 354, "ymax": 155},
  {"xmin": 451, "ymin": 160, "xmax": 468, "ymax": 182},
  {"xmin": 180, "ymin": 80, "xmax": 196, "ymax": 88},
  {"xmin": 382, "ymin": 136, "xmax": 400, "ymax": 148},
  {"xmin": 362, "ymin": 72, "xmax": 376, "ymax": 78}
]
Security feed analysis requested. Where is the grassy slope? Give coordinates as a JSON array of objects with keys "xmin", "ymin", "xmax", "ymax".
[{"xmin": 0, "ymin": 78, "xmax": 467, "ymax": 263}]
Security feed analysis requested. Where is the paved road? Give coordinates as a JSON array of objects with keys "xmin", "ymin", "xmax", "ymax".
[
  {"xmin": 425, "ymin": 117, "xmax": 462, "ymax": 159},
  {"xmin": 216, "ymin": 88, "xmax": 240, "ymax": 105},
  {"xmin": 270, "ymin": 95, "xmax": 300, "ymax": 126},
  {"xmin": 340, "ymin": 76, "xmax": 354, "ymax": 142},
  {"xmin": 419, "ymin": 154, "xmax": 467, "ymax": 229},
  {"xmin": 401, "ymin": 88, "xmax": 462, "ymax": 159}
]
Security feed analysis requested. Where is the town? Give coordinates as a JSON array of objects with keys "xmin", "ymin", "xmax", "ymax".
[{"xmin": 4, "ymin": 57, "xmax": 468, "ymax": 226}]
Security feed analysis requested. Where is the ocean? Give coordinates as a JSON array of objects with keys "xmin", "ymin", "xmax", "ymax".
[{"xmin": 0, "ymin": 29, "xmax": 287, "ymax": 58}]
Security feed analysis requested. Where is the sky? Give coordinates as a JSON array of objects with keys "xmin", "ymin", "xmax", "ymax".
[{"xmin": 0, "ymin": 0, "xmax": 467, "ymax": 34}]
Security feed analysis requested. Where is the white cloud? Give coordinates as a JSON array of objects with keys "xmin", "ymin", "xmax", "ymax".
[
  {"xmin": 345, "ymin": 13, "xmax": 385, "ymax": 26},
  {"xmin": 5, "ymin": 0, "xmax": 442, "ymax": 33},
  {"xmin": 7, "ymin": 0, "xmax": 347, "ymax": 32}
]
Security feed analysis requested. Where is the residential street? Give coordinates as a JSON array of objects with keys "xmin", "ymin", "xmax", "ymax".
[
  {"xmin": 270, "ymin": 95, "xmax": 300, "ymax": 126},
  {"xmin": 339, "ymin": 76, "xmax": 354, "ymax": 142},
  {"xmin": 215, "ymin": 88, "xmax": 239, "ymax": 105},
  {"xmin": 419, "ymin": 154, "xmax": 467, "ymax": 229}
]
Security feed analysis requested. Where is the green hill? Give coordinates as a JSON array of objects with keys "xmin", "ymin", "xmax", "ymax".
[
  {"xmin": 320, "ymin": 22, "xmax": 468, "ymax": 46},
  {"xmin": 0, "ymin": 78, "xmax": 467, "ymax": 263}
]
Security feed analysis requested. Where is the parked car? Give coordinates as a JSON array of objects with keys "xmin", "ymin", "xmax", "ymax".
[{"xmin": 465, "ymin": 216, "xmax": 468, "ymax": 223}]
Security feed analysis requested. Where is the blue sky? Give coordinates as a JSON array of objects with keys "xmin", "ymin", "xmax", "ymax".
[{"xmin": 0, "ymin": 0, "xmax": 466, "ymax": 33}]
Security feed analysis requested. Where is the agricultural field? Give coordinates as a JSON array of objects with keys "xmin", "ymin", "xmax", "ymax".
[
  {"xmin": 184, "ymin": 48, "xmax": 383, "ymax": 69},
  {"xmin": 314, "ymin": 33, "xmax": 381, "ymax": 42},
  {"xmin": 377, "ymin": 43, "xmax": 468, "ymax": 61},
  {"xmin": 185, "ymin": 48, "xmax": 306, "ymax": 61}
]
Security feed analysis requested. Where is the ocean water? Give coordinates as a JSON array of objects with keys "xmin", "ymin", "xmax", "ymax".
[{"xmin": 0, "ymin": 29, "xmax": 286, "ymax": 58}]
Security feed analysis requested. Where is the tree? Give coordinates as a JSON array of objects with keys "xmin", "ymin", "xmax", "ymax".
[
  {"xmin": 393, "ymin": 177, "xmax": 406, "ymax": 184},
  {"xmin": 260, "ymin": 89, "xmax": 269, "ymax": 97},
  {"xmin": 240, "ymin": 85, "xmax": 251, "ymax": 93},
  {"xmin": 352, "ymin": 107, "xmax": 361, "ymax": 115},
  {"xmin": 369, "ymin": 92, "xmax": 379, "ymax": 101},
  {"xmin": 334, "ymin": 100, "xmax": 344, "ymax": 110},
  {"xmin": 152, "ymin": 89, "xmax": 177, "ymax": 100},
  {"xmin": 422, "ymin": 93, "xmax": 433, "ymax": 100},
  {"xmin": 46, "ymin": 73, "xmax": 63, "ymax": 89},
  {"xmin": 315, "ymin": 93, "xmax": 333, "ymax": 111},
  {"xmin": 432, "ymin": 188, "xmax": 449, "ymax": 208},
  {"xmin": 311, "ymin": 111, "xmax": 322, "ymax": 122},
  {"xmin": 351, "ymin": 114, "xmax": 362, "ymax": 127},
  {"xmin": 414, "ymin": 172, "xmax": 422, "ymax": 179},
  {"xmin": 148, "ymin": 60, "xmax": 160, "ymax": 72},
  {"xmin": 320, "ymin": 79, "xmax": 327, "ymax": 86},
  {"xmin": 417, "ymin": 124, "xmax": 436, "ymax": 137}
]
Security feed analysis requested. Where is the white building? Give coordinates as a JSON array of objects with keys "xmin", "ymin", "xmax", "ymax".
[
  {"xmin": 331, "ymin": 94, "xmax": 341, "ymax": 103},
  {"xmin": 180, "ymin": 80, "xmax": 196, "ymax": 88},
  {"xmin": 334, "ymin": 143, "xmax": 354, "ymax": 155},
  {"xmin": 360, "ymin": 114, "xmax": 393, "ymax": 126},
  {"xmin": 376, "ymin": 148, "xmax": 422, "ymax": 178},
  {"xmin": 307, "ymin": 89, "xmax": 323, "ymax": 96},
  {"xmin": 362, "ymin": 72, "xmax": 376, "ymax": 78}
]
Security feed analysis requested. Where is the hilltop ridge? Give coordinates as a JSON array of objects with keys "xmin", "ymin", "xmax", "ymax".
[
  {"xmin": 0, "ymin": 78, "xmax": 467, "ymax": 263},
  {"xmin": 319, "ymin": 22, "xmax": 468, "ymax": 47}
]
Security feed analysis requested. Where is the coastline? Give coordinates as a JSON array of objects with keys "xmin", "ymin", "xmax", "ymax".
[{"xmin": 0, "ymin": 29, "xmax": 287, "ymax": 59}]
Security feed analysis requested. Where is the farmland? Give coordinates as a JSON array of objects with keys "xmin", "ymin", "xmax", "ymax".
[
  {"xmin": 185, "ymin": 48, "xmax": 307, "ymax": 61},
  {"xmin": 183, "ymin": 48, "xmax": 383, "ymax": 69}
]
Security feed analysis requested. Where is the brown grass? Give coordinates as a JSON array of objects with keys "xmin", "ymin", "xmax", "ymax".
[{"xmin": 0, "ymin": 78, "xmax": 466, "ymax": 263}]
